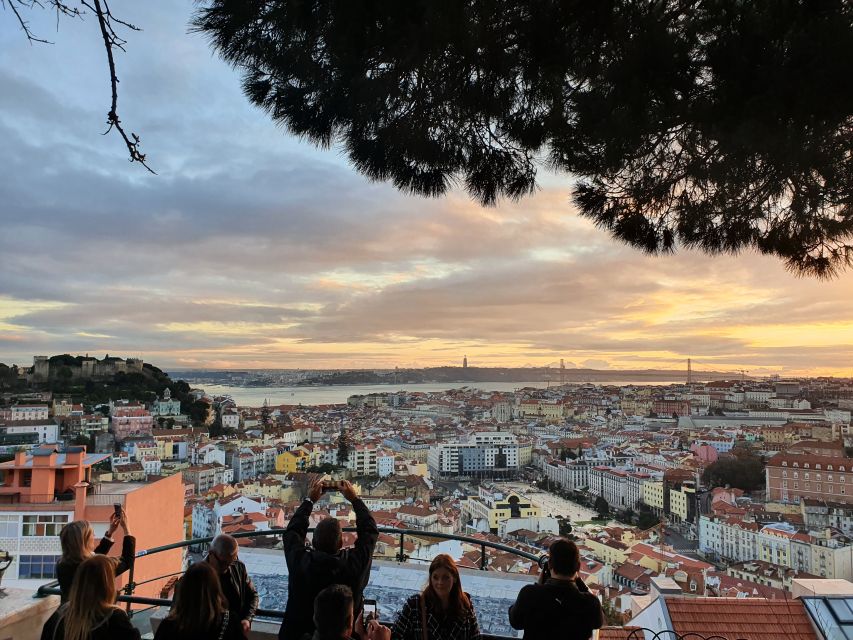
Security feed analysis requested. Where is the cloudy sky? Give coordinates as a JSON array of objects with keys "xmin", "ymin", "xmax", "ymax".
[{"xmin": 1, "ymin": 3, "xmax": 851, "ymax": 376}]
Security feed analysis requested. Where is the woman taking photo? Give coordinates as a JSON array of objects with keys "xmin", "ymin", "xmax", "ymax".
[
  {"xmin": 41, "ymin": 555, "xmax": 140, "ymax": 640},
  {"xmin": 392, "ymin": 554, "xmax": 480, "ymax": 640},
  {"xmin": 154, "ymin": 561, "xmax": 244, "ymax": 640},
  {"xmin": 56, "ymin": 508, "xmax": 135, "ymax": 602}
]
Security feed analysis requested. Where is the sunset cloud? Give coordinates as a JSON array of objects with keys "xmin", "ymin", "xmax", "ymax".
[{"xmin": 0, "ymin": 4, "xmax": 851, "ymax": 376}]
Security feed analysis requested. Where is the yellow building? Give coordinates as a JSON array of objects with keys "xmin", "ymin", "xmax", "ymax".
[
  {"xmin": 276, "ymin": 449, "xmax": 309, "ymax": 473},
  {"xmin": 517, "ymin": 443, "xmax": 533, "ymax": 466},
  {"xmin": 585, "ymin": 538, "xmax": 630, "ymax": 565},
  {"xmin": 669, "ymin": 485, "xmax": 695, "ymax": 523},
  {"xmin": 642, "ymin": 480, "xmax": 665, "ymax": 512},
  {"xmin": 462, "ymin": 487, "xmax": 541, "ymax": 532},
  {"xmin": 241, "ymin": 477, "xmax": 286, "ymax": 500}
]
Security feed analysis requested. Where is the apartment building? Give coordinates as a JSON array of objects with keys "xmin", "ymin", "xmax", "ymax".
[
  {"xmin": 0, "ymin": 446, "xmax": 183, "ymax": 599},
  {"xmin": 766, "ymin": 452, "xmax": 853, "ymax": 504},
  {"xmin": 182, "ymin": 463, "xmax": 234, "ymax": 494}
]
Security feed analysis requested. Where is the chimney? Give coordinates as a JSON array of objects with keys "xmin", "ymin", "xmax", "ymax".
[
  {"xmin": 14, "ymin": 450, "xmax": 26, "ymax": 466},
  {"xmin": 73, "ymin": 480, "xmax": 90, "ymax": 521},
  {"xmin": 66, "ymin": 445, "xmax": 86, "ymax": 466}
]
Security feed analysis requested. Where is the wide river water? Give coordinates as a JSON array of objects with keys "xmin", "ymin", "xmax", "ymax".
[{"xmin": 198, "ymin": 380, "xmax": 684, "ymax": 406}]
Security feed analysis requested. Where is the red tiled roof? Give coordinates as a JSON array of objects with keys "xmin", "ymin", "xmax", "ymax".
[
  {"xmin": 597, "ymin": 628, "xmax": 641, "ymax": 639},
  {"xmin": 664, "ymin": 597, "xmax": 817, "ymax": 640}
]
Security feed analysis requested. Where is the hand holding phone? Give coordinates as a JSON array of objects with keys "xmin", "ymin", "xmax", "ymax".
[{"xmin": 362, "ymin": 599, "xmax": 378, "ymax": 630}]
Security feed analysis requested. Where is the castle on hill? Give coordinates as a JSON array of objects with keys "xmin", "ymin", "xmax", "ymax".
[{"xmin": 29, "ymin": 354, "xmax": 144, "ymax": 382}]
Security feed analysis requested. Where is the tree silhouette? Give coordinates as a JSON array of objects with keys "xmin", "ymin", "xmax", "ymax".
[{"xmin": 194, "ymin": 0, "xmax": 853, "ymax": 276}]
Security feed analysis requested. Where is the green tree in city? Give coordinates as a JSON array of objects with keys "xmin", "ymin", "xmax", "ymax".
[
  {"xmin": 337, "ymin": 423, "xmax": 351, "ymax": 466},
  {"xmin": 594, "ymin": 496, "xmax": 610, "ymax": 520},
  {"xmin": 259, "ymin": 399, "xmax": 272, "ymax": 430},
  {"xmin": 702, "ymin": 443, "xmax": 765, "ymax": 492}
]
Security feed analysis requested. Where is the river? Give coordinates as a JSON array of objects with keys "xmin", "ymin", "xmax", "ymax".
[{"xmin": 197, "ymin": 380, "xmax": 684, "ymax": 406}]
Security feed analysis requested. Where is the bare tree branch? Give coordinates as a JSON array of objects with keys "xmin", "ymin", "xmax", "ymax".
[
  {"xmin": 5, "ymin": 0, "xmax": 154, "ymax": 173},
  {"xmin": 81, "ymin": 0, "xmax": 154, "ymax": 173},
  {"xmin": 4, "ymin": 0, "xmax": 52, "ymax": 43}
]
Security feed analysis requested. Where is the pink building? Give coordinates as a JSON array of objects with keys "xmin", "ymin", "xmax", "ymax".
[
  {"xmin": 690, "ymin": 443, "xmax": 719, "ymax": 464},
  {"xmin": 111, "ymin": 407, "xmax": 154, "ymax": 440}
]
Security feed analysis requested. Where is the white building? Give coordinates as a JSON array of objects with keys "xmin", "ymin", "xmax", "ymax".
[
  {"xmin": 377, "ymin": 453, "xmax": 395, "ymax": 478},
  {"xmin": 11, "ymin": 405, "xmax": 49, "ymax": 421}
]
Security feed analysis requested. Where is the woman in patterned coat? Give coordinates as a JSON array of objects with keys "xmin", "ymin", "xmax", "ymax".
[{"xmin": 392, "ymin": 554, "xmax": 480, "ymax": 640}]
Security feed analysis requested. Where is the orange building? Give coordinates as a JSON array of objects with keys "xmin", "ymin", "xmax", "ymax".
[{"xmin": 0, "ymin": 445, "xmax": 183, "ymax": 602}]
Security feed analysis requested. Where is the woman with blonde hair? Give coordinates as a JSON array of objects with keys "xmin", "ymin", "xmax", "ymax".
[
  {"xmin": 41, "ymin": 555, "xmax": 140, "ymax": 640},
  {"xmin": 153, "ymin": 561, "xmax": 244, "ymax": 640},
  {"xmin": 56, "ymin": 508, "xmax": 135, "ymax": 602},
  {"xmin": 392, "ymin": 554, "xmax": 480, "ymax": 640}
]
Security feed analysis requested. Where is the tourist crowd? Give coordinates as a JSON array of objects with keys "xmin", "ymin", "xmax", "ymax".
[{"xmin": 41, "ymin": 478, "xmax": 603, "ymax": 640}]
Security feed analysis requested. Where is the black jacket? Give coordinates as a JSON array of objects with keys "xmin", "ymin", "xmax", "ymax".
[
  {"xmin": 153, "ymin": 612, "xmax": 245, "ymax": 640},
  {"xmin": 55, "ymin": 535, "xmax": 136, "ymax": 603},
  {"xmin": 41, "ymin": 606, "xmax": 140, "ymax": 640},
  {"xmin": 279, "ymin": 498, "xmax": 379, "ymax": 640},
  {"xmin": 206, "ymin": 557, "xmax": 259, "ymax": 623},
  {"xmin": 508, "ymin": 578, "xmax": 604, "ymax": 640}
]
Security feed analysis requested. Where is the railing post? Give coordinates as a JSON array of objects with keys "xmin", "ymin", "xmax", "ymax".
[
  {"xmin": 480, "ymin": 543, "xmax": 487, "ymax": 570},
  {"xmin": 397, "ymin": 532, "xmax": 406, "ymax": 562},
  {"xmin": 124, "ymin": 561, "xmax": 136, "ymax": 616}
]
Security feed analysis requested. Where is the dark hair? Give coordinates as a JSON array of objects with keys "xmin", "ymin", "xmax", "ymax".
[
  {"xmin": 313, "ymin": 584, "xmax": 353, "ymax": 639},
  {"xmin": 314, "ymin": 517, "xmax": 342, "ymax": 554},
  {"xmin": 548, "ymin": 538, "xmax": 580, "ymax": 576},
  {"xmin": 423, "ymin": 554, "xmax": 471, "ymax": 620},
  {"xmin": 167, "ymin": 562, "xmax": 228, "ymax": 632}
]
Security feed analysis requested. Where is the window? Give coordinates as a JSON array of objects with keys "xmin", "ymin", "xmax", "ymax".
[
  {"xmin": 22, "ymin": 514, "xmax": 68, "ymax": 536},
  {"xmin": 805, "ymin": 464, "xmax": 810, "ymax": 469},
  {"xmin": 829, "ymin": 465, "xmax": 834, "ymax": 471},
  {"xmin": 782, "ymin": 461, "xmax": 788, "ymax": 467},
  {"xmin": 805, "ymin": 473, "xmax": 811, "ymax": 480},
  {"xmin": 842, "ymin": 466, "xmax": 846, "ymax": 472},
  {"xmin": 817, "ymin": 464, "xmax": 822, "ymax": 470},
  {"xmin": 0, "ymin": 515, "xmax": 17, "ymax": 537},
  {"xmin": 783, "ymin": 470, "xmax": 788, "ymax": 478},
  {"xmin": 794, "ymin": 462, "xmax": 799, "ymax": 467},
  {"xmin": 18, "ymin": 554, "xmax": 61, "ymax": 579},
  {"xmin": 794, "ymin": 472, "xmax": 799, "ymax": 479}
]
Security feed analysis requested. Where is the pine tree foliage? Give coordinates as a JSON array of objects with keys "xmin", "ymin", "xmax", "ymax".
[{"xmin": 194, "ymin": 0, "xmax": 853, "ymax": 276}]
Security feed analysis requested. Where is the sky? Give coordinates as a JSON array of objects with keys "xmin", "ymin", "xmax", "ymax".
[{"xmin": 0, "ymin": 3, "xmax": 851, "ymax": 376}]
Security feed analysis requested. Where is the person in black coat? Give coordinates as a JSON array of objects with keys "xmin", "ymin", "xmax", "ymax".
[
  {"xmin": 154, "ymin": 562, "xmax": 245, "ymax": 640},
  {"xmin": 509, "ymin": 539, "xmax": 604, "ymax": 640},
  {"xmin": 41, "ymin": 555, "xmax": 140, "ymax": 640},
  {"xmin": 55, "ymin": 509, "xmax": 135, "ymax": 603},
  {"xmin": 204, "ymin": 534, "xmax": 259, "ymax": 637},
  {"xmin": 279, "ymin": 477, "xmax": 379, "ymax": 640}
]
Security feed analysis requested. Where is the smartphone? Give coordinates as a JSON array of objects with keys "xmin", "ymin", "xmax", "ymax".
[
  {"xmin": 323, "ymin": 481, "xmax": 342, "ymax": 492},
  {"xmin": 362, "ymin": 599, "xmax": 378, "ymax": 629},
  {"xmin": 114, "ymin": 503, "xmax": 122, "ymax": 517}
]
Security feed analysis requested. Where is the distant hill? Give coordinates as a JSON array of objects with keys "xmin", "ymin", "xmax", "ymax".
[{"xmin": 175, "ymin": 366, "xmax": 748, "ymax": 386}]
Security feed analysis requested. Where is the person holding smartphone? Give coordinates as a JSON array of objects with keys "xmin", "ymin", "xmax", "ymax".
[
  {"xmin": 508, "ymin": 539, "xmax": 604, "ymax": 640},
  {"xmin": 55, "ymin": 506, "xmax": 135, "ymax": 602},
  {"xmin": 280, "ymin": 477, "xmax": 379, "ymax": 640}
]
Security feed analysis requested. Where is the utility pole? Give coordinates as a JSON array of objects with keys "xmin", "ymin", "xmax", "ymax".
[{"xmin": 687, "ymin": 358, "xmax": 693, "ymax": 385}]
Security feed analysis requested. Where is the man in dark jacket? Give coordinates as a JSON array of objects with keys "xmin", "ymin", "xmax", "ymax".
[
  {"xmin": 206, "ymin": 533, "xmax": 259, "ymax": 638},
  {"xmin": 509, "ymin": 538, "xmax": 605, "ymax": 640},
  {"xmin": 280, "ymin": 478, "xmax": 379, "ymax": 640}
]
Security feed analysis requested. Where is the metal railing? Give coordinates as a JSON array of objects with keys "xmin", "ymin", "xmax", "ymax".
[
  {"xmin": 33, "ymin": 528, "xmax": 737, "ymax": 640},
  {"xmin": 36, "ymin": 526, "xmax": 546, "ymax": 620}
]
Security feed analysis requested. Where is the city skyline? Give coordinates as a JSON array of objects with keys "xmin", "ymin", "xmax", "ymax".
[{"xmin": 1, "ymin": 3, "xmax": 852, "ymax": 376}]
